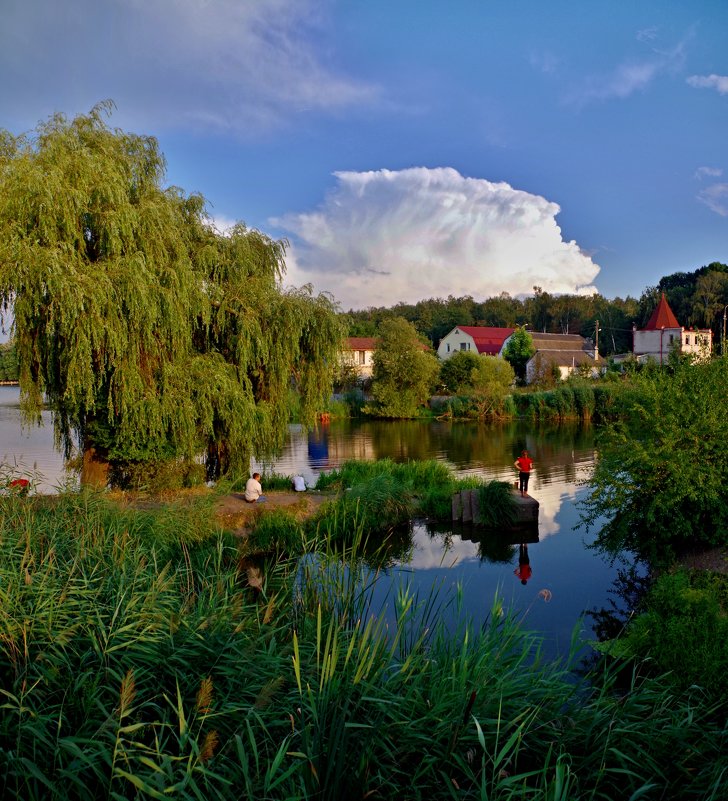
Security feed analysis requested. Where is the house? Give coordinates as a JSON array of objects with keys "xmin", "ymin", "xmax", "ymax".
[
  {"xmin": 437, "ymin": 326, "xmax": 515, "ymax": 360},
  {"xmin": 500, "ymin": 332, "xmax": 598, "ymax": 384},
  {"xmin": 632, "ymin": 294, "xmax": 712, "ymax": 364},
  {"xmin": 342, "ymin": 337, "xmax": 377, "ymax": 379}
]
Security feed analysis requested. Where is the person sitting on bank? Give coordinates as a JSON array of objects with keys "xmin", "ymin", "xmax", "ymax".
[
  {"xmin": 244, "ymin": 472, "xmax": 266, "ymax": 503},
  {"xmin": 292, "ymin": 475, "xmax": 306, "ymax": 492},
  {"xmin": 514, "ymin": 449, "xmax": 534, "ymax": 497}
]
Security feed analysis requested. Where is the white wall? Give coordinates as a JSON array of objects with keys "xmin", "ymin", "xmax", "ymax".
[{"xmin": 437, "ymin": 328, "xmax": 476, "ymax": 360}]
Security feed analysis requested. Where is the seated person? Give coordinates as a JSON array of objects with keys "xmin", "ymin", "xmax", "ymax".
[
  {"xmin": 292, "ymin": 475, "xmax": 306, "ymax": 492},
  {"xmin": 244, "ymin": 472, "xmax": 266, "ymax": 503}
]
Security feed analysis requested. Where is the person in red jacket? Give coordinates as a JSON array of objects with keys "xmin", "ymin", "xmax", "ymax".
[{"xmin": 514, "ymin": 450, "xmax": 534, "ymax": 496}]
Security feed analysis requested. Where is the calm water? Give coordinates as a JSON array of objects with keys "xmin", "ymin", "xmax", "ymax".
[
  {"xmin": 259, "ymin": 418, "xmax": 630, "ymax": 658},
  {"xmin": 1, "ymin": 387, "xmax": 632, "ymax": 657}
]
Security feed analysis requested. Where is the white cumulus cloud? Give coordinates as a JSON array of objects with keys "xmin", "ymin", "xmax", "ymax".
[
  {"xmin": 273, "ymin": 167, "xmax": 599, "ymax": 310},
  {"xmin": 687, "ymin": 73, "xmax": 728, "ymax": 95}
]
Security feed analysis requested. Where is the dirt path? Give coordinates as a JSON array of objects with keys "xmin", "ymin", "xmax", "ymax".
[{"xmin": 215, "ymin": 490, "xmax": 331, "ymax": 536}]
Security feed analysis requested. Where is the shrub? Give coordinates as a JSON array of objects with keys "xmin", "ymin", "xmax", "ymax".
[{"xmin": 597, "ymin": 569, "xmax": 728, "ymax": 703}]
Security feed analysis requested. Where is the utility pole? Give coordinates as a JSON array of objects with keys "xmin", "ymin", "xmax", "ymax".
[
  {"xmin": 723, "ymin": 305, "xmax": 727, "ymax": 357},
  {"xmin": 595, "ymin": 320, "xmax": 599, "ymax": 359}
]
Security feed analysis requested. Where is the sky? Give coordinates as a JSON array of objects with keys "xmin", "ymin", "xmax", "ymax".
[{"xmin": 1, "ymin": 0, "xmax": 727, "ymax": 311}]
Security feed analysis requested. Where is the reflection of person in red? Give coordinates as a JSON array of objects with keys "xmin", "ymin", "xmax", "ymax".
[
  {"xmin": 514, "ymin": 449, "xmax": 534, "ymax": 496},
  {"xmin": 514, "ymin": 544, "xmax": 532, "ymax": 585}
]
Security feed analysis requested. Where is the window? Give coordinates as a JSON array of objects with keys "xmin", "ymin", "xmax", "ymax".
[
  {"xmin": 447, "ymin": 344, "xmax": 450, "ymax": 352},
  {"xmin": 460, "ymin": 342, "xmax": 468, "ymax": 351}
]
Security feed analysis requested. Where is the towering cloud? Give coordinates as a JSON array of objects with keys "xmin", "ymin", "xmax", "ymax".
[{"xmin": 275, "ymin": 167, "xmax": 599, "ymax": 309}]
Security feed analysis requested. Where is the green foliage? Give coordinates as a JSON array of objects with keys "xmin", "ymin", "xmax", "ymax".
[
  {"xmin": 0, "ymin": 491, "xmax": 726, "ymax": 799},
  {"xmin": 0, "ymin": 341, "xmax": 19, "ymax": 382},
  {"xmin": 108, "ymin": 457, "xmax": 206, "ymax": 492},
  {"xmin": 248, "ymin": 507, "xmax": 307, "ymax": 554},
  {"xmin": 363, "ymin": 317, "xmax": 440, "ymax": 418},
  {"xmin": 601, "ymin": 569, "xmax": 728, "ymax": 703},
  {"xmin": 502, "ymin": 326, "xmax": 535, "ymax": 380},
  {"xmin": 476, "ymin": 480, "xmax": 518, "ymax": 527},
  {"xmin": 438, "ymin": 350, "xmax": 481, "ymax": 393},
  {"xmin": 0, "ymin": 105, "xmax": 343, "ymax": 478},
  {"xmin": 469, "ymin": 356, "xmax": 516, "ymax": 418},
  {"xmin": 581, "ymin": 357, "xmax": 728, "ymax": 559}
]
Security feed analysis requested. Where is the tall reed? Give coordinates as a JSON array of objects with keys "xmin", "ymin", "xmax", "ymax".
[{"xmin": 0, "ymin": 490, "xmax": 725, "ymax": 799}]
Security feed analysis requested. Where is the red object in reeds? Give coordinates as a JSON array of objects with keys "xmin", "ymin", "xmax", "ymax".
[{"xmin": 9, "ymin": 478, "xmax": 30, "ymax": 495}]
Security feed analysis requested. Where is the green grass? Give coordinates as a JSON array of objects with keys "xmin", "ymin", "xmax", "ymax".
[{"xmin": 0, "ymin": 490, "xmax": 725, "ymax": 799}]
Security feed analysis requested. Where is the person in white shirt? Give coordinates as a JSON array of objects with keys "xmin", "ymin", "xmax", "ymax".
[{"xmin": 244, "ymin": 472, "xmax": 265, "ymax": 503}]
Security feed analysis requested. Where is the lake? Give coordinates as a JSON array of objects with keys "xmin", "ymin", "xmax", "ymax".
[{"xmin": 1, "ymin": 386, "xmax": 634, "ymax": 659}]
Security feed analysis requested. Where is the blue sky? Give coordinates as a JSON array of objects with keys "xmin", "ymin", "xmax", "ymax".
[{"xmin": 2, "ymin": 0, "xmax": 727, "ymax": 309}]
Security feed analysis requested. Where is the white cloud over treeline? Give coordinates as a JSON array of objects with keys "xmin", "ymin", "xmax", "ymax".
[{"xmin": 274, "ymin": 168, "xmax": 600, "ymax": 310}]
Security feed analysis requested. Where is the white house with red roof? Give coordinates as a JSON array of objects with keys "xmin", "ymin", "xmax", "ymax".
[
  {"xmin": 437, "ymin": 326, "xmax": 515, "ymax": 360},
  {"xmin": 342, "ymin": 337, "xmax": 378, "ymax": 378},
  {"xmin": 633, "ymin": 294, "xmax": 712, "ymax": 364}
]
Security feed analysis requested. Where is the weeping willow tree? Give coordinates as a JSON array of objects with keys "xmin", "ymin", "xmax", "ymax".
[{"xmin": 0, "ymin": 104, "xmax": 343, "ymax": 484}]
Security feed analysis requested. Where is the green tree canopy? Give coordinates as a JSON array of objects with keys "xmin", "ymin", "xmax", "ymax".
[
  {"xmin": 364, "ymin": 317, "xmax": 439, "ymax": 418},
  {"xmin": 502, "ymin": 326, "xmax": 535, "ymax": 381},
  {"xmin": 0, "ymin": 104, "xmax": 343, "ymax": 480},
  {"xmin": 469, "ymin": 356, "xmax": 515, "ymax": 418},
  {"xmin": 439, "ymin": 350, "xmax": 482, "ymax": 394}
]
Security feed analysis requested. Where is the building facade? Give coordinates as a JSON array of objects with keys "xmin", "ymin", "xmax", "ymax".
[
  {"xmin": 437, "ymin": 326, "xmax": 515, "ymax": 360},
  {"xmin": 633, "ymin": 294, "xmax": 712, "ymax": 364},
  {"xmin": 341, "ymin": 337, "xmax": 377, "ymax": 379}
]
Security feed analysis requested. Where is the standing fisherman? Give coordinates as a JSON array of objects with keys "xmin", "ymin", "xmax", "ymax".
[{"xmin": 514, "ymin": 450, "xmax": 534, "ymax": 497}]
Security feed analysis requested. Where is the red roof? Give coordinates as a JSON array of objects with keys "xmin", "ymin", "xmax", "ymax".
[
  {"xmin": 456, "ymin": 326, "xmax": 515, "ymax": 355},
  {"xmin": 643, "ymin": 294, "xmax": 681, "ymax": 330},
  {"xmin": 346, "ymin": 337, "xmax": 378, "ymax": 351}
]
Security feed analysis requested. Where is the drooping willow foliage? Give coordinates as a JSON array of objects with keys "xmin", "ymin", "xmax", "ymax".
[{"xmin": 0, "ymin": 103, "xmax": 343, "ymax": 477}]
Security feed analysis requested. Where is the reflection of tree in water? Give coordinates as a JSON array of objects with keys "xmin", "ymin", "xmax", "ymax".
[
  {"xmin": 580, "ymin": 559, "xmax": 651, "ymax": 673},
  {"xmin": 368, "ymin": 421, "xmax": 439, "ymax": 463},
  {"xmin": 357, "ymin": 520, "xmax": 416, "ymax": 570}
]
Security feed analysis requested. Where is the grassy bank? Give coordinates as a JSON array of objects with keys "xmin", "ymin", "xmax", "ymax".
[
  {"xmin": 244, "ymin": 459, "xmax": 517, "ymax": 557},
  {"xmin": 430, "ymin": 378, "xmax": 630, "ymax": 423},
  {"xmin": 0, "ymin": 491, "xmax": 725, "ymax": 799}
]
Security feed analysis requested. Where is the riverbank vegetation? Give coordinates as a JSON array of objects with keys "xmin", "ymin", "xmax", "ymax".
[
  {"xmin": 1, "ymin": 490, "xmax": 725, "ymax": 800},
  {"xmin": 241, "ymin": 459, "xmax": 516, "ymax": 558},
  {"xmin": 581, "ymin": 356, "xmax": 728, "ymax": 562}
]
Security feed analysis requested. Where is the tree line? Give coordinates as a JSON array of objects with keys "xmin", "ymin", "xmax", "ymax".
[{"xmin": 344, "ymin": 265, "xmax": 728, "ymax": 356}]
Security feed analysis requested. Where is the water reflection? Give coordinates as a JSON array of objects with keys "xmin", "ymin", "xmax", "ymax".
[{"xmin": 0, "ymin": 388, "xmax": 629, "ymax": 659}]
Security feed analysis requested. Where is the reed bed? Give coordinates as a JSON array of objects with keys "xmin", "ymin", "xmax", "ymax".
[{"xmin": 0, "ymin": 490, "xmax": 725, "ymax": 799}]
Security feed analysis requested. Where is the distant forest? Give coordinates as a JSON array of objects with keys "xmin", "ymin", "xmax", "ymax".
[{"xmin": 343, "ymin": 261, "xmax": 728, "ymax": 357}]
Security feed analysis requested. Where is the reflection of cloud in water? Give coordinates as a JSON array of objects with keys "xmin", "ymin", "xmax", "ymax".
[
  {"xmin": 536, "ymin": 484, "xmax": 579, "ymax": 537},
  {"xmin": 404, "ymin": 523, "xmax": 480, "ymax": 569}
]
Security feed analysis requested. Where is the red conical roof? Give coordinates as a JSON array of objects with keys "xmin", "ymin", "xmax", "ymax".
[{"xmin": 643, "ymin": 294, "xmax": 680, "ymax": 330}]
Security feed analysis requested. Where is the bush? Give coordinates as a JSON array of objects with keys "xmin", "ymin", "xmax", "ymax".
[
  {"xmin": 582, "ymin": 357, "xmax": 728, "ymax": 559},
  {"xmin": 108, "ymin": 458, "xmax": 206, "ymax": 493},
  {"xmin": 598, "ymin": 569, "xmax": 728, "ymax": 703}
]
